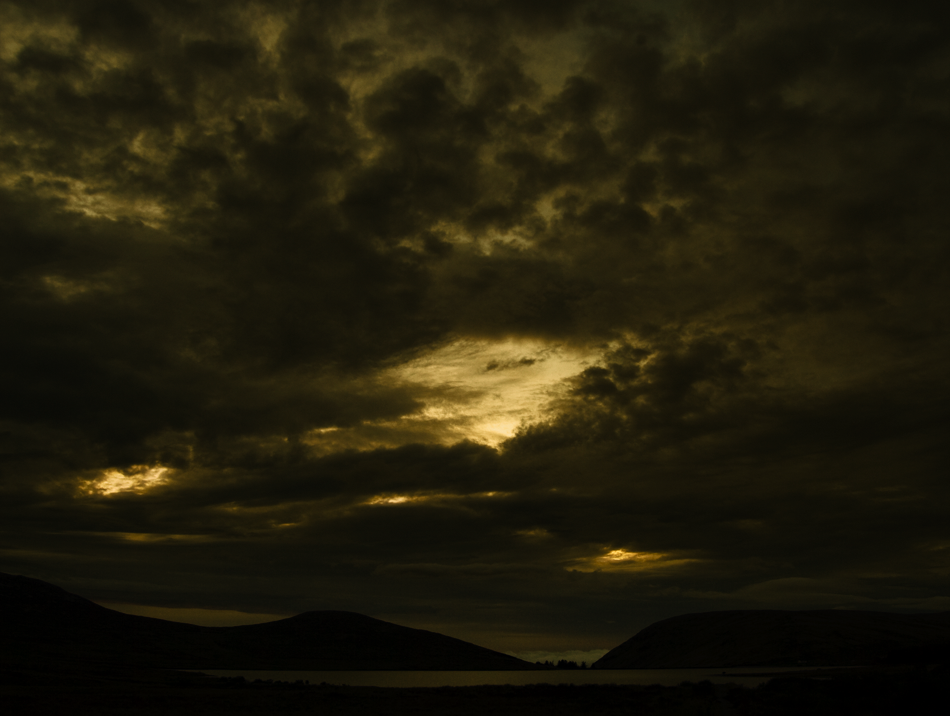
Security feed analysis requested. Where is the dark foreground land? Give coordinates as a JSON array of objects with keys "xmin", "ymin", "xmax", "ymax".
[{"xmin": 1, "ymin": 664, "xmax": 946, "ymax": 715}]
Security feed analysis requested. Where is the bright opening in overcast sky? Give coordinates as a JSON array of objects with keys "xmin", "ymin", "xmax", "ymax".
[{"xmin": 2, "ymin": 0, "xmax": 948, "ymax": 661}]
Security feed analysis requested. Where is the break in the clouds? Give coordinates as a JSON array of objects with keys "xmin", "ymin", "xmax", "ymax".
[{"xmin": 1, "ymin": 0, "xmax": 948, "ymax": 654}]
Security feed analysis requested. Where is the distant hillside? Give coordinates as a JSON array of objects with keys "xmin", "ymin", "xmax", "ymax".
[
  {"xmin": 593, "ymin": 610, "xmax": 950, "ymax": 669},
  {"xmin": 0, "ymin": 572, "xmax": 532, "ymax": 671}
]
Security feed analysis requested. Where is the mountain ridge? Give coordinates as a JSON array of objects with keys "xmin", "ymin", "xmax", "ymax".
[
  {"xmin": 593, "ymin": 609, "xmax": 950, "ymax": 669},
  {"xmin": 1, "ymin": 572, "xmax": 532, "ymax": 671}
]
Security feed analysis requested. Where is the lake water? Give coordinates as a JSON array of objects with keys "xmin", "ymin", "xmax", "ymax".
[{"xmin": 195, "ymin": 667, "xmax": 817, "ymax": 688}]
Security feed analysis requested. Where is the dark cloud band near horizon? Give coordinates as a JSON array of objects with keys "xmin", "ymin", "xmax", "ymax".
[{"xmin": 1, "ymin": 0, "xmax": 948, "ymax": 655}]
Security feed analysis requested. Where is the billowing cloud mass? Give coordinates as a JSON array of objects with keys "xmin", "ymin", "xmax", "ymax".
[{"xmin": 1, "ymin": 0, "xmax": 948, "ymax": 656}]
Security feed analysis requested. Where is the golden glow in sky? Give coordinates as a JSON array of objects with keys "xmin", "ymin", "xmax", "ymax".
[
  {"xmin": 82, "ymin": 466, "xmax": 171, "ymax": 496},
  {"xmin": 389, "ymin": 338, "xmax": 596, "ymax": 445},
  {"xmin": 603, "ymin": 549, "xmax": 662, "ymax": 563},
  {"xmin": 570, "ymin": 549, "xmax": 691, "ymax": 573},
  {"xmin": 301, "ymin": 338, "xmax": 598, "ymax": 453},
  {"xmin": 364, "ymin": 491, "xmax": 511, "ymax": 506}
]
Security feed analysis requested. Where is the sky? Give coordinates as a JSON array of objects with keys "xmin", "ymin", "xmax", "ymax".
[{"xmin": 1, "ymin": 0, "xmax": 949, "ymax": 662}]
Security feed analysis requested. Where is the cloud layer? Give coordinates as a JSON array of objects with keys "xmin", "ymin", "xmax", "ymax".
[{"xmin": 1, "ymin": 0, "xmax": 948, "ymax": 652}]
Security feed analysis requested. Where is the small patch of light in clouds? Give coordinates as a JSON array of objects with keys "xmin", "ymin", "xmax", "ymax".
[
  {"xmin": 364, "ymin": 491, "xmax": 511, "ymax": 506},
  {"xmin": 517, "ymin": 527, "xmax": 553, "ymax": 540},
  {"xmin": 603, "ymin": 549, "xmax": 662, "ymax": 563},
  {"xmin": 104, "ymin": 532, "xmax": 207, "ymax": 542},
  {"xmin": 569, "ymin": 548, "xmax": 693, "ymax": 573},
  {"xmin": 367, "ymin": 494, "xmax": 416, "ymax": 505},
  {"xmin": 82, "ymin": 465, "xmax": 171, "ymax": 495}
]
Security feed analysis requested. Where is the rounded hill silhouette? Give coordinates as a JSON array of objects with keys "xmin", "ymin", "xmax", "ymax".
[
  {"xmin": 593, "ymin": 609, "xmax": 950, "ymax": 668},
  {"xmin": 1, "ymin": 572, "xmax": 531, "ymax": 671}
]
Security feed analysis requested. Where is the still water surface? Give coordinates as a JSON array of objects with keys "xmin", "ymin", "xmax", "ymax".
[{"xmin": 196, "ymin": 667, "xmax": 814, "ymax": 688}]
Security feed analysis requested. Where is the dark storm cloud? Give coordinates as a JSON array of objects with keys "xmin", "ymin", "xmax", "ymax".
[
  {"xmin": 1, "ymin": 0, "xmax": 949, "ymax": 652},
  {"xmin": 485, "ymin": 357, "xmax": 536, "ymax": 371}
]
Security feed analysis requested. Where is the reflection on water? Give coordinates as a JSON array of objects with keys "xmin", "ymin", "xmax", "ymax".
[{"xmin": 195, "ymin": 667, "xmax": 815, "ymax": 688}]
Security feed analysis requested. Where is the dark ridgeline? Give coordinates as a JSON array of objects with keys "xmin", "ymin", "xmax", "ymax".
[
  {"xmin": 0, "ymin": 572, "xmax": 532, "ymax": 671},
  {"xmin": 593, "ymin": 609, "xmax": 950, "ymax": 669}
]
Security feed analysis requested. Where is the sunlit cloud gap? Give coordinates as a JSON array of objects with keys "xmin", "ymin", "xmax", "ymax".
[
  {"xmin": 390, "ymin": 338, "xmax": 597, "ymax": 445},
  {"xmin": 301, "ymin": 338, "xmax": 597, "ymax": 451},
  {"xmin": 89, "ymin": 532, "xmax": 209, "ymax": 543},
  {"xmin": 365, "ymin": 491, "xmax": 512, "ymax": 506},
  {"xmin": 569, "ymin": 549, "xmax": 693, "ymax": 573},
  {"xmin": 81, "ymin": 466, "xmax": 172, "ymax": 496},
  {"xmin": 603, "ymin": 549, "xmax": 662, "ymax": 563}
]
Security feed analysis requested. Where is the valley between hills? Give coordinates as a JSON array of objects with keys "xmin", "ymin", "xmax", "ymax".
[{"xmin": 3, "ymin": 572, "xmax": 950, "ymax": 714}]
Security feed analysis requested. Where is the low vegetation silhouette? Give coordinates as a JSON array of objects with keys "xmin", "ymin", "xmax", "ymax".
[{"xmin": 534, "ymin": 660, "xmax": 589, "ymax": 669}]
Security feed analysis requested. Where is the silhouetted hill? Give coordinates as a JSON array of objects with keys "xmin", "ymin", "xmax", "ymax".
[
  {"xmin": 0, "ymin": 572, "xmax": 532, "ymax": 671},
  {"xmin": 206, "ymin": 611, "xmax": 533, "ymax": 670},
  {"xmin": 593, "ymin": 609, "xmax": 950, "ymax": 668}
]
